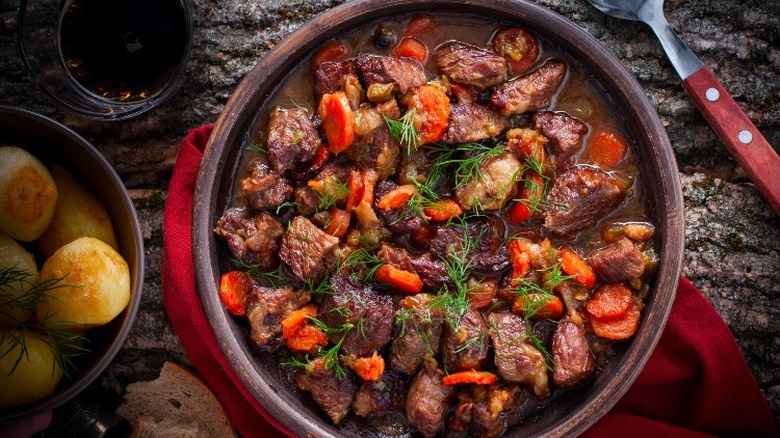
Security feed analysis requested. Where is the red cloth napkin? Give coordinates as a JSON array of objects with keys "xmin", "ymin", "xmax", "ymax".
[{"xmin": 162, "ymin": 125, "xmax": 778, "ymax": 438}]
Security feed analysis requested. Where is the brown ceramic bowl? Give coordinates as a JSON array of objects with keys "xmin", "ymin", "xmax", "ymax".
[
  {"xmin": 0, "ymin": 106, "xmax": 144, "ymax": 424},
  {"xmin": 194, "ymin": 0, "xmax": 685, "ymax": 436}
]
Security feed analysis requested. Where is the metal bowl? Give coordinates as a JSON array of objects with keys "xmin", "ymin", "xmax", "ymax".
[
  {"xmin": 0, "ymin": 106, "xmax": 144, "ymax": 424},
  {"xmin": 193, "ymin": 0, "xmax": 685, "ymax": 436}
]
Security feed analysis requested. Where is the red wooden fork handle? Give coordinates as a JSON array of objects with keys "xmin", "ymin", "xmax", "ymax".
[{"xmin": 682, "ymin": 67, "xmax": 780, "ymax": 217}]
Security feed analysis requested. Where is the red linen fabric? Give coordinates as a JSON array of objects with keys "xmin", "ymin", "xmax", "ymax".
[{"xmin": 162, "ymin": 125, "xmax": 778, "ymax": 438}]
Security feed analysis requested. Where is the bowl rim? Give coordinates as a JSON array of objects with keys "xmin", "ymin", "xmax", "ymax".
[
  {"xmin": 193, "ymin": 0, "xmax": 685, "ymax": 436},
  {"xmin": 0, "ymin": 105, "xmax": 145, "ymax": 424}
]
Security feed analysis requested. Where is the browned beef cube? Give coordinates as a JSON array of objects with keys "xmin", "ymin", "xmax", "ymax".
[
  {"xmin": 490, "ymin": 58, "xmax": 567, "ymax": 116},
  {"xmin": 404, "ymin": 361, "xmax": 453, "ymax": 438},
  {"xmin": 430, "ymin": 215, "xmax": 509, "ymax": 274},
  {"xmin": 551, "ymin": 320, "xmax": 596, "ymax": 388},
  {"xmin": 389, "ymin": 305, "xmax": 443, "ymax": 374},
  {"xmin": 352, "ymin": 370, "xmax": 406, "ymax": 417},
  {"xmin": 355, "ymin": 55, "xmax": 426, "ymax": 95},
  {"xmin": 454, "ymin": 150, "xmax": 522, "ymax": 211},
  {"xmin": 451, "ymin": 384, "xmax": 526, "ymax": 438},
  {"xmin": 246, "ymin": 285, "xmax": 310, "ymax": 347},
  {"xmin": 240, "ymin": 162, "xmax": 293, "ymax": 211},
  {"xmin": 266, "ymin": 107, "xmax": 321, "ymax": 173},
  {"xmin": 295, "ymin": 358, "xmax": 358, "ymax": 424},
  {"xmin": 533, "ymin": 110, "xmax": 588, "ymax": 166},
  {"xmin": 319, "ymin": 271, "xmax": 394, "ymax": 356},
  {"xmin": 434, "ymin": 41, "xmax": 507, "ymax": 90},
  {"xmin": 377, "ymin": 243, "xmax": 451, "ymax": 289},
  {"xmin": 214, "ymin": 208, "xmax": 284, "ymax": 269},
  {"xmin": 314, "ymin": 59, "xmax": 357, "ymax": 98},
  {"xmin": 279, "ymin": 216, "xmax": 339, "ymax": 282},
  {"xmin": 373, "ymin": 180, "xmax": 425, "ymax": 234},
  {"xmin": 544, "ymin": 165, "xmax": 627, "ymax": 235},
  {"xmin": 345, "ymin": 106, "xmax": 400, "ymax": 179},
  {"xmin": 440, "ymin": 102, "xmax": 508, "ymax": 145},
  {"xmin": 443, "ymin": 306, "xmax": 489, "ymax": 372},
  {"xmin": 487, "ymin": 312, "xmax": 550, "ymax": 399},
  {"xmin": 588, "ymin": 237, "xmax": 646, "ymax": 283},
  {"xmin": 293, "ymin": 186, "xmax": 319, "ymax": 217}
]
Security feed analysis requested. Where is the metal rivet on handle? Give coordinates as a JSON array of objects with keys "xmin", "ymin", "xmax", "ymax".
[
  {"xmin": 738, "ymin": 130, "xmax": 753, "ymax": 144},
  {"xmin": 705, "ymin": 88, "xmax": 720, "ymax": 102}
]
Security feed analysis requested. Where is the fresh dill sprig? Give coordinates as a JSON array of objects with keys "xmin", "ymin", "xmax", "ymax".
[
  {"xmin": 426, "ymin": 142, "xmax": 506, "ymax": 189},
  {"xmin": 275, "ymin": 201, "xmax": 302, "ymax": 215},
  {"xmin": 246, "ymin": 143, "xmax": 267, "ymax": 153},
  {"xmin": 384, "ymin": 109, "xmax": 419, "ymax": 154},
  {"xmin": 337, "ymin": 247, "xmax": 384, "ymax": 281},
  {"xmin": 312, "ymin": 179, "xmax": 351, "ymax": 211},
  {"xmin": 1, "ymin": 268, "xmax": 88, "ymax": 378},
  {"xmin": 230, "ymin": 260, "xmax": 286, "ymax": 287}
]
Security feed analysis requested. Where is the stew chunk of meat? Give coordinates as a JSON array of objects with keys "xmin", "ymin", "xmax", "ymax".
[
  {"xmin": 434, "ymin": 41, "xmax": 507, "ymax": 90},
  {"xmin": 588, "ymin": 237, "xmax": 646, "ymax": 283},
  {"xmin": 455, "ymin": 149, "xmax": 522, "ymax": 211},
  {"xmin": 544, "ymin": 165, "xmax": 627, "ymax": 235},
  {"xmin": 533, "ymin": 110, "xmax": 588, "ymax": 166},
  {"xmin": 215, "ymin": 208, "xmax": 284, "ymax": 269},
  {"xmin": 443, "ymin": 306, "xmax": 489, "ymax": 372},
  {"xmin": 440, "ymin": 103, "xmax": 508, "ymax": 145},
  {"xmin": 279, "ymin": 216, "xmax": 339, "ymax": 282},
  {"xmin": 389, "ymin": 300, "xmax": 443, "ymax": 374},
  {"xmin": 319, "ymin": 271, "xmax": 394, "ymax": 356},
  {"xmin": 315, "ymin": 59, "xmax": 358, "ymax": 98},
  {"xmin": 491, "ymin": 58, "xmax": 567, "ymax": 116},
  {"xmin": 405, "ymin": 360, "xmax": 454, "ymax": 438},
  {"xmin": 356, "ymin": 55, "xmax": 426, "ymax": 95},
  {"xmin": 552, "ymin": 320, "xmax": 596, "ymax": 388},
  {"xmin": 246, "ymin": 285, "xmax": 310, "ymax": 348},
  {"xmin": 352, "ymin": 370, "xmax": 406, "ymax": 417},
  {"xmin": 266, "ymin": 107, "xmax": 321, "ymax": 173},
  {"xmin": 487, "ymin": 312, "xmax": 550, "ymax": 399},
  {"xmin": 295, "ymin": 357, "xmax": 358, "ymax": 424},
  {"xmin": 240, "ymin": 162, "xmax": 293, "ymax": 211}
]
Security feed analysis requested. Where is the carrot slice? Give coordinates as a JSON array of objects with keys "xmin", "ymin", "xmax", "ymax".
[
  {"xmin": 586, "ymin": 283, "xmax": 632, "ymax": 319},
  {"xmin": 560, "ymin": 247, "xmax": 597, "ymax": 288},
  {"xmin": 376, "ymin": 184, "xmax": 417, "ymax": 210},
  {"xmin": 442, "ymin": 370, "xmax": 496, "ymax": 386},
  {"xmin": 318, "ymin": 91, "xmax": 355, "ymax": 153},
  {"xmin": 345, "ymin": 170, "xmax": 364, "ymax": 213},
  {"xmin": 312, "ymin": 41, "xmax": 348, "ymax": 69},
  {"xmin": 348, "ymin": 352, "xmax": 385, "ymax": 381},
  {"xmin": 286, "ymin": 325, "xmax": 329, "ymax": 352},
  {"xmin": 423, "ymin": 199, "xmax": 463, "ymax": 221},
  {"xmin": 219, "ymin": 270, "xmax": 253, "ymax": 317},
  {"xmin": 404, "ymin": 16, "xmax": 435, "ymax": 35},
  {"xmin": 588, "ymin": 130, "xmax": 628, "ymax": 167},
  {"xmin": 281, "ymin": 305, "xmax": 318, "ymax": 339},
  {"xmin": 324, "ymin": 208, "xmax": 352, "ymax": 237},
  {"xmin": 590, "ymin": 298, "xmax": 642, "ymax": 340},
  {"xmin": 409, "ymin": 85, "xmax": 450, "ymax": 145},
  {"xmin": 507, "ymin": 173, "xmax": 544, "ymax": 224},
  {"xmin": 392, "ymin": 37, "xmax": 428, "ymax": 64},
  {"xmin": 506, "ymin": 239, "xmax": 532, "ymax": 285},
  {"xmin": 374, "ymin": 264, "xmax": 423, "ymax": 294},
  {"xmin": 512, "ymin": 294, "xmax": 564, "ymax": 321}
]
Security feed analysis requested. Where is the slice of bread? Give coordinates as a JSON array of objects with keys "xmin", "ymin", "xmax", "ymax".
[{"xmin": 116, "ymin": 361, "xmax": 236, "ymax": 438}]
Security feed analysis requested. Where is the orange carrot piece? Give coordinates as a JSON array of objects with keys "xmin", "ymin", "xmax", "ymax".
[
  {"xmin": 350, "ymin": 352, "xmax": 385, "ymax": 381},
  {"xmin": 588, "ymin": 130, "xmax": 628, "ymax": 167},
  {"xmin": 560, "ymin": 247, "xmax": 597, "ymax": 288},
  {"xmin": 392, "ymin": 37, "xmax": 428, "ymax": 64},
  {"xmin": 506, "ymin": 239, "xmax": 532, "ymax": 285},
  {"xmin": 325, "ymin": 208, "xmax": 352, "ymax": 237},
  {"xmin": 286, "ymin": 325, "xmax": 329, "ymax": 352},
  {"xmin": 586, "ymin": 283, "xmax": 632, "ymax": 319},
  {"xmin": 318, "ymin": 91, "xmax": 355, "ymax": 153},
  {"xmin": 512, "ymin": 294, "xmax": 564, "ymax": 321},
  {"xmin": 423, "ymin": 199, "xmax": 463, "ymax": 221},
  {"xmin": 507, "ymin": 173, "xmax": 544, "ymax": 224},
  {"xmin": 219, "ymin": 270, "xmax": 253, "ymax": 317},
  {"xmin": 409, "ymin": 85, "xmax": 450, "ymax": 145},
  {"xmin": 590, "ymin": 298, "xmax": 642, "ymax": 340},
  {"xmin": 312, "ymin": 41, "xmax": 348, "ymax": 69},
  {"xmin": 374, "ymin": 264, "xmax": 423, "ymax": 294},
  {"xmin": 345, "ymin": 170, "xmax": 364, "ymax": 213},
  {"xmin": 442, "ymin": 370, "xmax": 496, "ymax": 386},
  {"xmin": 404, "ymin": 16, "xmax": 435, "ymax": 35},
  {"xmin": 376, "ymin": 184, "xmax": 417, "ymax": 210},
  {"xmin": 361, "ymin": 169, "xmax": 379, "ymax": 205},
  {"xmin": 281, "ymin": 305, "xmax": 318, "ymax": 339},
  {"xmin": 491, "ymin": 27, "xmax": 540, "ymax": 74}
]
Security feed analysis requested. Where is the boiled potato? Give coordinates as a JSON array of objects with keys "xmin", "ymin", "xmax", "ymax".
[
  {"xmin": 36, "ymin": 237, "xmax": 130, "ymax": 331},
  {"xmin": 0, "ymin": 145, "xmax": 58, "ymax": 242},
  {"xmin": 0, "ymin": 232, "xmax": 39, "ymax": 328},
  {"xmin": 0, "ymin": 330, "xmax": 63, "ymax": 409},
  {"xmin": 38, "ymin": 165, "xmax": 119, "ymax": 259}
]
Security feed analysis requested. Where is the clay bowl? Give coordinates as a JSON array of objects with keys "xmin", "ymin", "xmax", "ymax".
[
  {"xmin": 193, "ymin": 0, "xmax": 685, "ymax": 436},
  {"xmin": 0, "ymin": 106, "xmax": 144, "ymax": 424}
]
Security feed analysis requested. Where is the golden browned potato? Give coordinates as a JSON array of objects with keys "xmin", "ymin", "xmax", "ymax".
[
  {"xmin": 0, "ymin": 330, "xmax": 63, "ymax": 409},
  {"xmin": 38, "ymin": 165, "xmax": 118, "ymax": 259},
  {"xmin": 36, "ymin": 237, "xmax": 130, "ymax": 331},
  {"xmin": 0, "ymin": 232, "xmax": 38, "ymax": 328},
  {"xmin": 0, "ymin": 145, "xmax": 58, "ymax": 242}
]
